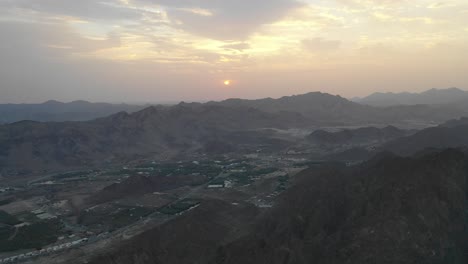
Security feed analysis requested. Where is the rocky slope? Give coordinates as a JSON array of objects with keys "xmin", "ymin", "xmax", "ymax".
[
  {"xmin": 89, "ymin": 199, "xmax": 259, "ymax": 264},
  {"xmin": 308, "ymin": 126, "xmax": 413, "ymax": 146},
  {"xmin": 215, "ymin": 150, "xmax": 467, "ymax": 264},
  {"xmin": 1, "ymin": 92, "xmax": 468, "ymax": 173},
  {"xmin": 213, "ymin": 92, "xmax": 467, "ymax": 124},
  {"xmin": 86, "ymin": 149, "xmax": 468, "ymax": 264},
  {"xmin": 383, "ymin": 124, "xmax": 468, "ymax": 156},
  {"xmin": 0, "ymin": 103, "xmax": 307, "ymax": 172}
]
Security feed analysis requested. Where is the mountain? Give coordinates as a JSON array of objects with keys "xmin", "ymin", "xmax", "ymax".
[
  {"xmin": 215, "ymin": 149, "xmax": 467, "ymax": 264},
  {"xmin": 355, "ymin": 87, "xmax": 468, "ymax": 107},
  {"xmin": 0, "ymin": 103, "xmax": 308, "ymax": 173},
  {"xmin": 87, "ymin": 149, "xmax": 467, "ymax": 264},
  {"xmin": 213, "ymin": 92, "xmax": 370, "ymax": 123},
  {"xmin": 0, "ymin": 100, "xmax": 147, "ymax": 123},
  {"xmin": 322, "ymin": 118, "xmax": 468, "ymax": 162},
  {"xmin": 1, "ymin": 92, "xmax": 468, "ymax": 174},
  {"xmin": 1, "ymin": 90, "xmax": 467, "ymax": 125},
  {"xmin": 383, "ymin": 124, "xmax": 468, "ymax": 156},
  {"xmin": 212, "ymin": 91, "xmax": 468, "ymax": 125},
  {"xmin": 90, "ymin": 199, "xmax": 259, "ymax": 264}
]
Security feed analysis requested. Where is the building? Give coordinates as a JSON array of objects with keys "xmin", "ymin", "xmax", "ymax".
[
  {"xmin": 207, "ymin": 184, "xmax": 224, "ymax": 188},
  {"xmin": 224, "ymin": 180, "xmax": 233, "ymax": 188}
]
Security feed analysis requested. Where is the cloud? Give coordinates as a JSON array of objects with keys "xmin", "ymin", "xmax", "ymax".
[
  {"xmin": 220, "ymin": 42, "xmax": 251, "ymax": 51},
  {"xmin": 135, "ymin": 0, "xmax": 303, "ymax": 40},
  {"xmin": 336, "ymin": 0, "xmax": 407, "ymax": 7},
  {"xmin": 302, "ymin": 38, "xmax": 341, "ymax": 52},
  {"xmin": 0, "ymin": 0, "xmax": 143, "ymax": 21}
]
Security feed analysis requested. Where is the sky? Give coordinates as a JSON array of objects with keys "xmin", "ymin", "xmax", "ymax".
[{"xmin": 0, "ymin": 0, "xmax": 467, "ymax": 103}]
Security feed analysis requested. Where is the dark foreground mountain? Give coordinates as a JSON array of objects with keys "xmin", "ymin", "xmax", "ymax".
[
  {"xmin": 87, "ymin": 149, "xmax": 467, "ymax": 264},
  {"xmin": 0, "ymin": 100, "xmax": 146, "ymax": 123},
  {"xmin": 383, "ymin": 122, "xmax": 468, "ymax": 156},
  {"xmin": 89, "ymin": 199, "xmax": 260, "ymax": 264},
  {"xmin": 322, "ymin": 118, "xmax": 468, "ymax": 162}
]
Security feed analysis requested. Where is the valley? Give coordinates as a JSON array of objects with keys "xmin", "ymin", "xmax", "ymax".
[
  {"xmin": 0, "ymin": 91, "xmax": 467, "ymax": 264},
  {"xmin": 2, "ymin": 0, "xmax": 467, "ymax": 261},
  {"xmin": 0, "ymin": 149, "xmax": 310, "ymax": 263}
]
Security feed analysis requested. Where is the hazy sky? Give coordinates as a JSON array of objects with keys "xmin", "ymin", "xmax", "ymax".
[{"xmin": 0, "ymin": 0, "xmax": 467, "ymax": 103}]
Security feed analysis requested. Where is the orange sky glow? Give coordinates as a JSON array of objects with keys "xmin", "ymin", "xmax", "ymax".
[{"xmin": 0, "ymin": 0, "xmax": 467, "ymax": 103}]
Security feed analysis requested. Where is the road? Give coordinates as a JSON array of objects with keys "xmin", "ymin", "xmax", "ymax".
[{"xmin": 20, "ymin": 171, "xmax": 227, "ymax": 264}]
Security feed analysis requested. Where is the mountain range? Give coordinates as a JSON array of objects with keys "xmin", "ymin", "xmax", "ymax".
[
  {"xmin": 212, "ymin": 91, "xmax": 467, "ymax": 125},
  {"xmin": 322, "ymin": 117, "xmax": 468, "ymax": 161},
  {"xmin": 2, "ymin": 91, "xmax": 468, "ymax": 173},
  {"xmin": 2, "ymin": 88, "xmax": 467, "ymax": 124},
  {"xmin": 354, "ymin": 87, "xmax": 468, "ymax": 107},
  {"xmin": 0, "ymin": 100, "xmax": 146, "ymax": 124},
  {"xmin": 0, "ymin": 103, "xmax": 308, "ymax": 173}
]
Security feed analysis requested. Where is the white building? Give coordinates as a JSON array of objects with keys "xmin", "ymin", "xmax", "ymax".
[{"xmin": 207, "ymin": 184, "xmax": 224, "ymax": 188}]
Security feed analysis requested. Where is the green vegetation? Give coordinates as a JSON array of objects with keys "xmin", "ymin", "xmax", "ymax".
[
  {"xmin": 229, "ymin": 172, "xmax": 253, "ymax": 185},
  {"xmin": 209, "ymin": 178, "xmax": 226, "ymax": 185},
  {"xmin": 276, "ymin": 175, "xmax": 290, "ymax": 192},
  {"xmin": 0, "ymin": 210, "xmax": 21, "ymax": 226},
  {"xmin": 52, "ymin": 170, "xmax": 93, "ymax": 180},
  {"xmin": 102, "ymin": 169, "xmax": 131, "ymax": 177},
  {"xmin": 158, "ymin": 199, "xmax": 200, "ymax": 215},
  {"xmin": 0, "ymin": 197, "xmax": 14, "ymax": 206},
  {"xmin": 79, "ymin": 206, "xmax": 154, "ymax": 231},
  {"xmin": 253, "ymin": 167, "xmax": 278, "ymax": 175},
  {"xmin": 135, "ymin": 161, "xmax": 223, "ymax": 178},
  {"xmin": 293, "ymin": 161, "xmax": 326, "ymax": 167},
  {"xmin": 0, "ymin": 225, "xmax": 13, "ymax": 240},
  {"xmin": 228, "ymin": 167, "xmax": 279, "ymax": 185},
  {"xmin": 109, "ymin": 207, "xmax": 153, "ymax": 229},
  {"xmin": 15, "ymin": 212, "xmax": 40, "ymax": 223},
  {"xmin": 0, "ymin": 219, "xmax": 64, "ymax": 252}
]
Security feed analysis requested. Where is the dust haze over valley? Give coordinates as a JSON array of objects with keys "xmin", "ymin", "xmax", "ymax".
[{"xmin": 1, "ymin": 0, "xmax": 468, "ymax": 263}]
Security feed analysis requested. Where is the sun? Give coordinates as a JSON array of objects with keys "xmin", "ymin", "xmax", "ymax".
[{"xmin": 223, "ymin": 80, "xmax": 231, "ymax": 86}]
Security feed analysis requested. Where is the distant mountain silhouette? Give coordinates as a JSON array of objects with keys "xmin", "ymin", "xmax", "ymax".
[
  {"xmin": 0, "ymin": 100, "xmax": 146, "ymax": 123},
  {"xmin": 355, "ymin": 87, "xmax": 468, "ymax": 106},
  {"xmin": 212, "ymin": 91, "xmax": 467, "ymax": 124}
]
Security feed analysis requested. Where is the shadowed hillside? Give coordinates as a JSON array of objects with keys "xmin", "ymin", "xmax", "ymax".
[
  {"xmin": 0, "ymin": 103, "xmax": 308, "ymax": 172},
  {"xmin": 86, "ymin": 150, "xmax": 468, "ymax": 264}
]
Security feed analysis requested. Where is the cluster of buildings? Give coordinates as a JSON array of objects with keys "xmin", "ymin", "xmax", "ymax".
[
  {"xmin": 0, "ymin": 187, "xmax": 17, "ymax": 193},
  {"xmin": 31, "ymin": 209, "xmax": 56, "ymax": 221},
  {"xmin": 0, "ymin": 238, "xmax": 88, "ymax": 263},
  {"xmin": 207, "ymin": 180, "xmax": 233, "ymax": 189}
]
